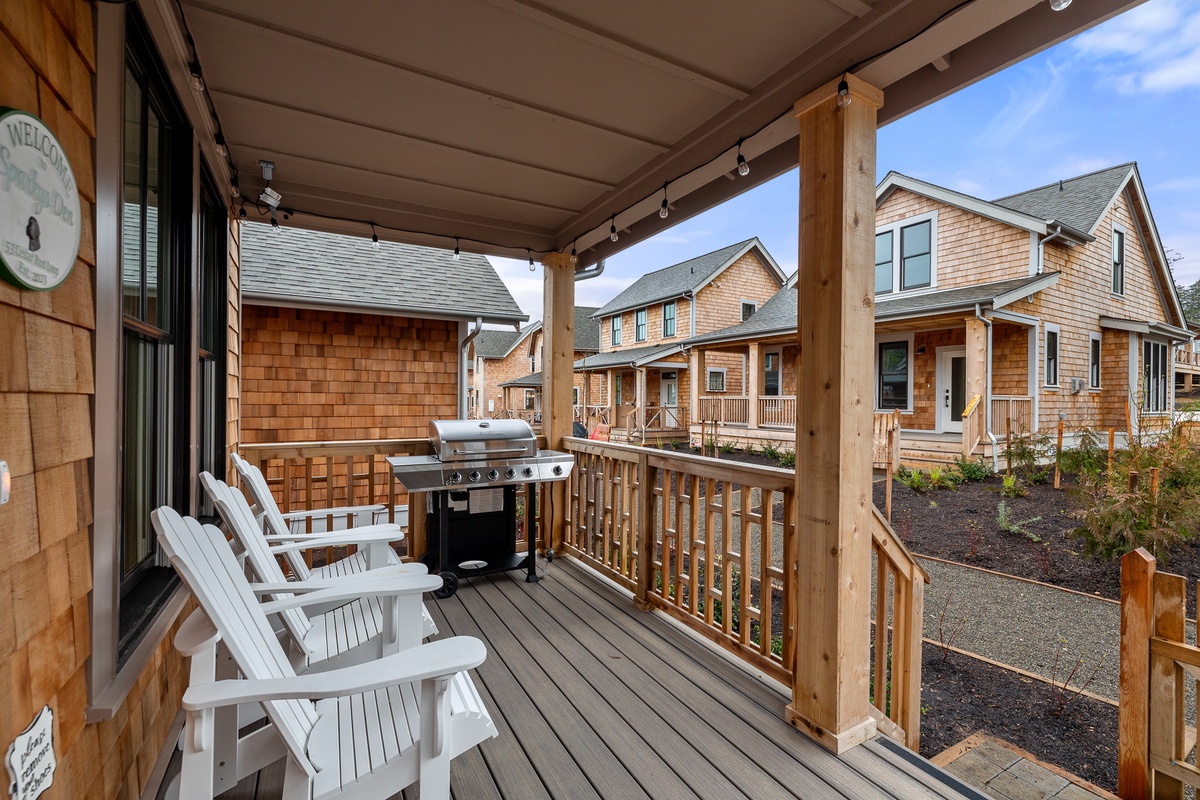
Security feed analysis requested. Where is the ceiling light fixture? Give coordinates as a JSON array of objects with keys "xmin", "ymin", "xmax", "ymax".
[
  {"xmin": 837, "ymin": 76, "xmax": 851, "ymax": 108},
  {"xmin": 610, "ymin": 216, "xmax": 619, "ymax": 243},
  {"xmin": 736, "ymin": 138, "xmax": 750, "ymax": 177},
  {"xmin": 659, "ymin": 185, "xmax": 670, "ymax": 219}
]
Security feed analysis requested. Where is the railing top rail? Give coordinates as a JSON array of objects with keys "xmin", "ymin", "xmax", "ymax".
[
  {"xmin": 241, "ymin": 438, "xmax": 432, "ymax": 459},
  {"xmin": 564, "ymin": 436, "xmax": 796, "ymax": 491},
  {"xmin": 870, "ymin": 506, "xmax": 929, "ymax": 584}
]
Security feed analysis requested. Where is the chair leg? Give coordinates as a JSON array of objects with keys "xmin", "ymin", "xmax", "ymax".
[{"xmin": 418, "ymin": 678, "xmax": 452, "ymax": 799}]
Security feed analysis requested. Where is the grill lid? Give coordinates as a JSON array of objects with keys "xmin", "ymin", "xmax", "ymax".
[{"xmin": 429, "ymin": 419, "xmax": 537, "ymax": 462}]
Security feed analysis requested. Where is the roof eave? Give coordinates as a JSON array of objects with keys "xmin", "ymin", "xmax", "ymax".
[
  {"xmin": 877, "ymin": 173, "xmax": 1049, "ymax": 235},
  {"xmin": 992, "ymin": 272, "xmax": 1061, "ymax": 310}
]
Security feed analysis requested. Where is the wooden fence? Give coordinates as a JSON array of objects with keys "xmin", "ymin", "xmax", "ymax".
[
  {"xmin": 759, "ymin": 396, "xmax": 797, "ymax": 428},
  {"xmin": 991, "ymin": 395, "xmax": 1033, "ymax": 437},
  {"xmin": 698, "ymin": 396, "xmax": 750, "ymax": 425},
  {"xmin": 1118, "ymin": 547, "xmax": 1200, "ymax": 798}
]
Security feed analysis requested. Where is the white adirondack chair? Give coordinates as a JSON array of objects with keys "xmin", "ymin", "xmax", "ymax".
[
  {"xmin": 200, "ymin": 472, "xmax": 435, "ymax": 666},
  {"xmin": 153, "ymin": 507, "xmax": 496, "ymax": 799},
  {"xmin": 231, "ymin": 452, "xmax": 408, "ymax": 577}
]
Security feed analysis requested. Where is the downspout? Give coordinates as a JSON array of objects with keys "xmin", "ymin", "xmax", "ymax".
[
  {"xmin": 1037, "ymin": 224, "xmax": 1066, "ymax": 274},
  {"xmin": 459, "ymin": 317, "xmax": 483, "ymax": 419},
  {"xmin": 976, "ymin": 304, "xmax": 999, "ymax": 472},
  {"xmin": 575, "ymin": 258, "xmax": 606, "ymax": 282}
]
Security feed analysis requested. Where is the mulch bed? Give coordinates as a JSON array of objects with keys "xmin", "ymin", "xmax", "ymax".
[
  {"xmin": 919, "ymin": 645, "xmax": 1118, "ymax": 792},
  {"xmin": 872, "ymin": 472, "xmax": 1200, "ymax": 618}
]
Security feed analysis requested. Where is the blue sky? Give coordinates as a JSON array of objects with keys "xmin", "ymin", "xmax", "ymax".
[{"xmin": 491, "ymin": 0, "xmax": 1200, "ymax": 323}]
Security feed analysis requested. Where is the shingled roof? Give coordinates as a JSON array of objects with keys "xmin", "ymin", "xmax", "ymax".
[
  {"xmin": 593, "ymin": 238, "xmax": 783, "ymax": 319},
  {"xmin": 574, "ymin": 307, "xmax": 601, "ymax": 352},
  {"xmin": 992, "ymin": 163, "xmax": 1135, "ymax": 235},
  {"xmin": 240, "ymin": 222, "xmax": 526, "ymax": 324}
]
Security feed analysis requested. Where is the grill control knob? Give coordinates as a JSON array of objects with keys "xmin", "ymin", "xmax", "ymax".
[
  {"xmin": 468, "ymin": 471, "xmax": 481, "ymax": 483},
  {"xmin": 522, "ymin": 467, "xmax": 534, "ymax": 478},
  {"xmin": 487, "ymin": 469, "xmax": 499, "ymax": 481},
  {"xmin": 505, "ymin": 468, "xmax": 516, "ymax": 479},
  {"xmin": 552, "ymin": 465, "xmax": 563, "ymax": 476},
  {"xmin": 448, "ymin": 472, "xmax": 463, "ymax": 485}
]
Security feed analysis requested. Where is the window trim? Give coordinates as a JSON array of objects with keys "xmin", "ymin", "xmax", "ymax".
[
  {"xmin": 1044, "ymin": 323, "xmax": 1060, "ymax": 388},
  {"xmin": 762, "ymin": 347, "xmax": 782, "ymax": 397},
  {"xmin": 1089, "ymin": 332, "xmax": 1103, "ymax": 390},
  {"xmin": 1143, "ymin": 337, "xmax": 1170, "ymax": 414},
  {"xmin": 662, "ymin": 301, "xmax": 676, "ymax": 338},
  {"xmin": 740, "ymin": 301, "xmax": 757, "ymax": 322},
  {"xmin": 706, "ymin": 367, "xmax": 727, "ymax": 393},
  {"xmin": 875, "ymin": 210, "xmax": 938, "ymax": 295},
  {"xmin": 1111, "ymin": 224, "xmax": 1126, "ymax": 297},
  {"xmin": 615, "ymin": 375, "xmax": 623, "ymax": 406},
  {"xmin": 610, "ymin": 315, "xmax": 621, "ymax": 346},
  {"xmin": 874, "ymin": 333, "xmax": 914, "ymax": 413},
  {"xmin": 635, "ymin": 307, "xmax": 648, "ymax": 342}
]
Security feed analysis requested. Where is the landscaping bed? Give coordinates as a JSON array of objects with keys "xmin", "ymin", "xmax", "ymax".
[{"xmin": 919, "ymin": 645, "xmax": 1118, "ymax": 792}]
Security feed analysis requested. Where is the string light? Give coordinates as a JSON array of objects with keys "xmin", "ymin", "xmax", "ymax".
[
  {"xmin": 238, "ymin": 201, "xmax": 246, "ymax": 219},
  {"xmin": 214, "ymin": 131, "xmax": 227, "ymax": 158},
  {"xmin": 659, "ymin": 184, "xmax": 670, "ymax": 219},
  {"xmin": 570, "ymin": 240, "xmax": 578, "ymax": 265},
  {"xmin": 188, "ymin": 59, "xmax": 204, "ymax": 92},
  {"xmin": 610, "ymin": 216, "xmax": 618, "ymax": 243},
  {"xmin": 453, "ymin": 237, "xmax": 460, "ymax": 260},
  {"xmin": 837, "ymin": 76, "xmax": 851, "ymax": 108},
  {"xmin": 736, "ymin": 138, "xmax": 749, "ymax": 177},
  {"xmin": 230, "ymin": 174, "xmax": 239, "ymax": 198},
  {"xmin": 528, "ymin": 249, "xmax": 536, "ymax": 272},
  {"xmin": 1049, "ymin": 0, "xmax": 1071, "ymax": 9},
  {"xmin": 370, "ymin": 222, "xmax": 380, "ymax": 250},
  {"xmin": 269, "ymin": 207, "xmax": 279, "ymax": 229}
]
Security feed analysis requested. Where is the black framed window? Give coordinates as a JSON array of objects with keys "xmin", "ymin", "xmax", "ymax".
[
  {"xmin": 1089, "ymin": 334, "xmax": 1102, "ymax": 389},
  {"xmin": 1144, "ymin": 340, "xmax": 1168, "ymax": 412},
  {"xmin": 196, "ymin": 174, "xmax": 227, "ymax": 520},
  {"xmin": 1045, "ymin": 328, "xmax": 1059, "ymax": 387},
  {"xmin": 877, "ymin": 341, "xmax": 909, "ymax": 410},
  {"xmin": 707, "ymin": 369, "xmax": 726, "ymax": 392},
  {"xmin": 662, "ymin": 302, "xmax": 675, "ymax": 337},
  {"xmin": 741, "ymin": 302, "xmax": 756, "ymax": 321},
  {"xmin": 875, "ymin": 231, "xmax": 893, "ymax": 294},
  {"xmin": 635, "ymin": 308, "xmax": 647, "ymax": 342},
  {"xmin": 900, "ymin": 221, "xmax": 932, "ymax": 291},
  {"xmin": 1112, "ymin": 229, "xmax": 1125, "ymax": 295},
  {"xmin": 611, "ymin": 316, "xmax": 621, "ymax": 346}
]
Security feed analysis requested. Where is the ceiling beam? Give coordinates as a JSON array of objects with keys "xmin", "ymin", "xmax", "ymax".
[
  {"xmin": 184, "ymin": 1, "xmax": 672, "ymax": 153},
  {"xmin": 821, "ymin": 0, "xmax": 877, "ymax": 17},
  {"xmin": 211, "ymin": 88, "xmax": 617, "ymax": 191},
  {"xmin": 479, "ymin": 0, "xmax": 751, "ymax": 100}
]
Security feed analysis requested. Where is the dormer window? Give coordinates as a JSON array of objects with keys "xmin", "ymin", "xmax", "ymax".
[
  {"xmin": 876, "ymin": 212, "xmax": 937, "ymax": 294},
  {"xmin": 1112, "ymin": 226, "xmax": 1126, "ymax": 295},
  {"xmin": 741, "ymin": 301, "xmax": 757, "ymax": 321}
]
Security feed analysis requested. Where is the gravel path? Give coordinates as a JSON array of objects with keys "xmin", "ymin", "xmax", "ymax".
[{"xmin": 921, "ymin": 556, "xmax": 1196, "ymax": 707}]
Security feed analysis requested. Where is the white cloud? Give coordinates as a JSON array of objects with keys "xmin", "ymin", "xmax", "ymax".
[
  {"xmin": 1153, "ymin": 176, "xmax": 1200, "ymax": 192},
  {"xmin": 974, "ymin": 62, "xmax": 1066, "ymax": 148},
  {"xmin": 1071, "ymin": 0, "xmax": 1200, "ymax": 95}
]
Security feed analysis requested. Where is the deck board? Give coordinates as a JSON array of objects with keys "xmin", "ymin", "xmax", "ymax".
[{"xmin": 156, "ymin": 557, "xmax": 983, "ymax": 800}]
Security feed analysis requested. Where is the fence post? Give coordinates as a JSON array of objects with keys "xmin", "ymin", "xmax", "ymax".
[
  {"xmin": 1054, "ymin": 418, "xmax": 1064, "ymax": 489},
  {"xmin": 1118, "ymin": 548, "xmax": 1155, "ymax": 800},
  {"xmin": 1150, "ymin": 571, "xmax": 1185, "ymax": 800},
  {"xmin": 1108, "ymin": 428, "xmax": 1116, "ymax": 486},
  {"xmin": 633, "ymin": 451, "xmax": 655, "ymax": 611},
  {"xmin": 1005, "ymin": 415, "xmax": 1012, "ymax": 477}
]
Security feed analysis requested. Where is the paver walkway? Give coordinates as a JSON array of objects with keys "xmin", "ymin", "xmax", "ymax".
[{"xmin": 934, "ymin": 734, "xmax": 1117, "ymax": 800}]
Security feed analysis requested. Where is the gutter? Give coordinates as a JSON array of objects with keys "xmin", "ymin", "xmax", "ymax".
[
  {"xmin": 976, "ymin": 303, "xmax": 999, "ymax": 473},
  {"xmin": 242, "ymin": 291, "xmax": 528, "ymax": 327},
  {"xmin": 459, "ymin": 317, "xmax": 483, "ymax": 419},
  {"xmin": 1037, "ymin": 224, "xmax": 1066, "ymax": 275}
]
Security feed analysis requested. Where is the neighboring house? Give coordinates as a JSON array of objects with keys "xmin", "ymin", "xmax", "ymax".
[
  {"xmin": 495, "ymin": 307, "xmax": 602, "ymax": 422},
  {"xmin": 685, "ymin": 164, "xmax": 1191, "ymax": 462},
  {"xmin": 240, "ymin": 223, "xmax": 526, "ymax": 443},
  {"xmin": 576, "ymin": 238, "xmax": 786, "ymax": 438},
  {"xmin": 1175, "ymin": 320, "xmax": 1200, "ymax": 393},
  {"xmin": 468, "ymin": 324, "xmax": 539, "ymax": 419}
]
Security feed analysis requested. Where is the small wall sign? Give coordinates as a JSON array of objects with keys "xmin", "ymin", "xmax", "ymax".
[
  {"xmin": 0, "ymin": 108, "xmax": 80, "ymax": 292},
  {"xmin": 5, "ymin": 706, "xmax": 55, "ymax": 800}
]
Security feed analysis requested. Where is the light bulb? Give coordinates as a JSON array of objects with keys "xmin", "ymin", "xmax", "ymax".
[
  {"xmin": 371, "ymin": 233, "xmax": 380, "ymax": 251},
  {"xmin": 837, "ymin": 78, "xmax": 851, "ymax": 108},
  {"xmin": 238, "ymin": 204, "xmax": 246, "ymax": 219},
  {"xmin": 610, "ymin": 218, "xmax": 619, "ymax": 242},
  {"xmin": 453, "ymin": 239, "xmax": 461, "ymax": 260},
  {"xmin": 230, "ymin": 176, "xmax": 239, "ymax": 198},
  {"xmin": 659, "ymin": 197, "xmax": 669, "ymax": 219},
  {"xmin": 270, "ymin": 208, "xmax": 279, "ymax": 229},
  {"xmin": 188, "ymin": 61, "xmax": 204, "ymax": 92},
  {"xmin": 1049, "ymin": 0, "xmax": 1071, "ymax": 9},
  {"xmin": 214, "ymin": 132, "xmax": 227, "ymax": 158},
  {"xmin": 570, "ymin": 242, "xmax": 578, "ymax": 265},
  {"xmin": 737, "ymin": 152, "xmax": 749, "ymax": 177},
  {"xmin": 528, "ymin": 251, "xmax": 536, "ymax": 271}
]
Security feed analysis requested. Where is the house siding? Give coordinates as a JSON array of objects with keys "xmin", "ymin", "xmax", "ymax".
[{"xmin": 241, "ymin": 307, "xmax": 458, "ymax": 442}]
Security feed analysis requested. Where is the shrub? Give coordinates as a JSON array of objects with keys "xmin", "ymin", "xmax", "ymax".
[
  {"xmin": 1000, "ymin": 473, "xmax": 1027, "ymax": 498},
  {"xmin": 953, "ymin": 455, "xmax": 991, "ymax": 482},
  {"xmin": 1057, "ymin": 427, "xmax": 1106, "ymax": 478},
  {"xmin": 1008, "ymin": 427, "xmax": 1052, "ymax": 484},
  {"xmin": 761, "ymin": 442, "xmax": 781, "ymax": 460},
  {"xmin": 996, "ymin": 500, "xmax": 1042, "ymax": 540},
  {"xmin": 928, "ymin": 465, "xmax": 963, "ymax": 490},
  {"xmin": 778, "ymin": 450, "xmax": 796, "ymax": 469},
  {"xmin": 896, "ymin": 466, "xmax": 929, "ymax": 493},
  {"xmin": 718, "ymin": 441, "xmax": 736, "ymax": 455}
]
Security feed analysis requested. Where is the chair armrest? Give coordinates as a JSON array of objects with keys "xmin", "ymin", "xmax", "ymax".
[
  {"xmin": 182, "ymin": 636, "xmax": 487, "ymax": 710},
  {"xmin": 260, "ymin": 525, "xmax": 403, "ymax": 555},
  {"xmin": 175, "ymin": 609, "xmax": 221, "ymax": 657},
  {"xmin": 258, "ymin": 573, "xmax": 442, "ymax": 615},
  {"xmin": 280, "ymin": 504, "xmax": 386, "ymax": 522},
  {"xmin": 247, "ymin": 565, "xmax": 423, "ymax": 596}
]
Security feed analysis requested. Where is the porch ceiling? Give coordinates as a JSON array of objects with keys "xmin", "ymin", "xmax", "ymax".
[{"xmin": 183, "ymin": 0, "xmax": 1142, "ymax": 264}]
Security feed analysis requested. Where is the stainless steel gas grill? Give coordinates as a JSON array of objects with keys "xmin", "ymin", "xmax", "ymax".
[{"xmin": 388, "ymin": 419, "xmax": 573, "ymax": 597}]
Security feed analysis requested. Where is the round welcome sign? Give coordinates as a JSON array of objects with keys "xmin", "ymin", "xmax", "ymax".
[{"xmin": 0, "ymin": 108, "xmax": 80, "ymax": 292}]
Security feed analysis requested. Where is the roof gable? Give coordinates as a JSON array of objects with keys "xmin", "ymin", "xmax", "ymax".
[
  {"xmin": 592, "ymin": 238, "xmax": 784, "ymax": 319},
  {"xmin": 240, "ymin": 222, "xmax": 526, "ymax": 324},
  {"xmin": 992, "ymin": 164, "xmax": 1134, "ymax": 235}
]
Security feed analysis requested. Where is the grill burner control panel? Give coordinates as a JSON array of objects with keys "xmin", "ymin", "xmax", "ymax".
[{"xmin": 387, "ymin": 450, "xmax": 574, "ymax": 493}]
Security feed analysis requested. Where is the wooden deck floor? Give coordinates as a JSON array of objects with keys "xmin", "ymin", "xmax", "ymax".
[{"xmin": 165, "ymin": 558, "xmax": 987, "ymax": 799}]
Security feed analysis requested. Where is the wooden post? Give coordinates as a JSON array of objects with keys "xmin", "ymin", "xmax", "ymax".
[
  {"xmin": 964, "ymin": 317, "xmax": 987, "ymax": 416},
  {"xmin": 1006, "ymin": 415, "xmax": 1012, "ymax": 477},
  {"xmin": 748, "ymin": 342, "xmax": 760, "ymax": 430},
  {"xmin": 409, "ymin": 491, "xmax": 427, "ymax": 562},
  {"xmin": 1128, "ymin": 470, "xmax": 1139, "ymax": 493},
  {"xmin": 541, "ymin": 251, "xmax": 575, "ymax": 554},
  {"xmin": 633, "ymin": 451, "xmax": 654, "ymax": 610},
  {"xmin": 1108, "ymin": 428, "xmax": 1116, "ymax": 488},
  {"xmin": 1119, "ymin": 548, "xmax": 1155, "ymax": 800},
  {"xmin": 786, "ymin": 73, "xmax": 883, "ymax": 754},
  {"xmin": 690, "ymin": 348, "xmax": 703, "ymax": 447},
  {"xmin": 1150, "ymin": 571, "xmax": 1185, "ymax": 800},
  {"xmin": 1054, "ymin": 418, "xmax": 1064, "ymax": 489}
]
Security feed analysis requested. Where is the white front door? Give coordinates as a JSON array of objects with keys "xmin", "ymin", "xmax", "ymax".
[
  {"xmin": 660, "ymin": 373, "xmax": 678, "ymax": 427},
  {"xmin": 937, "ymin": 347, "xmax": 967, "ymax": 433}
]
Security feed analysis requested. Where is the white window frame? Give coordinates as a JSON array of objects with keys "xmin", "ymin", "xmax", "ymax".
[
  {"xmin": 572, "ymin": 386, "xmax": 580, "ymax": 406},
  {"xmin": 1089, "ymin": 332, "xmax": 1103, "ymax": 390},
  {"xmin": 875, "ymin": 210, "xmax": 938, "ymax": 295},
  {"xmin": 662, "ymin": 301, "xmax": 676, "ymax": 338},
  {"xmin": 1144, "ymin": 338, "xmax": 1170, "ymax": 414},
  {"xmin": 610, "ymin": 315, "xmax": 621, "ymax": 346},
  {"xmin": 1112, "ymin": 224, "xmax": 1126, "ymax": 297},
  {"xmin": 874, "ymin": 333, "xmax": 914, "ymax": 413},
  {"xmin": 1044, "ymin": 323, "xmax": 1060, "ymax": 388},
  {"xmin": 524, "ymin": 388, "xmax": 538, "ymax": 410},
  {"xmin": 635, "ymin": 307, "xmax": 648, "ymax": 342},
  {"xmin": 706, "ymin": 367, "xmax": 727, "ymax": 393},
  {"xmin": 741, "ymin": 301, "xmax": 757, "ymax": 322}
]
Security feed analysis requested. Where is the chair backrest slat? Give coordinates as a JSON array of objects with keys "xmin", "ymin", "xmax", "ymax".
[
  {"xmin": 200, "ymin": 472, "xmax": 314, "ymax": 656},
  {"xmin": 231, "ymin": 452, "xmax": 313, "ymax": 580},
  {"xmin": 152, "ymin": 507, "xmax": 319, "ymax": 767}
]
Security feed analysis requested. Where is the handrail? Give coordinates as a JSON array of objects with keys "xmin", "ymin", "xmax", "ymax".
[
  {"xmin": 961, "ymin": 394, "xmax": 983, "ymax": 458},
  {"xmin": 869, "ymin": 506, "xmax": 928, "ymax": 750},
  {"xmin": 991, "ymin": 395, "xmax": 1033, "ymax": 437}
]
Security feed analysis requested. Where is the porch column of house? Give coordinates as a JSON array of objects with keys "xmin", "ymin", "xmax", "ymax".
[
  {"xmin": 965, "ymin": 318, "xmax": 987, "ymax": 403},
  {"xmin": 541, "ymin": 251, "xmax": 575, "ymax": 554},
  {"xmin": 636, "ymin": 368, "xmax": 648, "ymax": 432},
  {"xmin": 748, "ymin": 342, "xmax": 761, "ymax": 429},
  {"xmin": 690, "ymin": 347, "xmax": 704, "ymax": 435},
  {"xmin": 606, "ymin": 369, "xmax": 615, "ymax": 422},
  {"xmin": 786, "ymin": 73, "xmax": 883, "ymax": 754}
]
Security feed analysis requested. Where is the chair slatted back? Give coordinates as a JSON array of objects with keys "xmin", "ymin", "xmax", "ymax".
[
  {"xmin": 152, "ymin": 507, "xmax": 319, "ymax": 774},
  {"xmin": 230, "ymin": 452, "xmax": 314, "ymax": 580},
  {"xmin": 200, "ymin": 472, "xmax": 314, "ymax": 657}
]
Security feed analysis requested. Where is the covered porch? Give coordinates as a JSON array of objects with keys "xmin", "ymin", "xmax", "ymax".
[{"xmin": 576, "ymin": 348, "xmax": 691, "ymax": 442}]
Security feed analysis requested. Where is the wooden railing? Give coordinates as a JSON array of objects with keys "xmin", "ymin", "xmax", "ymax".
[
  {"xmin": 698, "ymin": 395, "xmax": 749, "ymax": 425},
  {"xmin": 1118, "ymin": 548, "xmax": 1200, "ymax": 797},
  {"xmin": 643, "ymin": 405, "xmax": 688, "ymax": 433},
  {"xmin": 991, "ymin": 395, "xmax": 1033, "ymax": 437},
  {"xmin": 759, "ymin": 396, "xmax": 797, "ymax": 428},
  {"xmin": 870, "ymin": 507, "xmax": 928, "ymax": 750},
  {"xmin": 1175, "ymin": 349, "xmax": 1200, "ymax": 368},
  {"xmin": 872, "ymin": 410, "xmax": 901, "ymax": 522},
  {"xmin": 561, "ymin": 438, "xmax": 925, "ymax": 750},
  {"xmin": 961, "ymin": 394, "xmax": 984, "ymax": 458}
]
